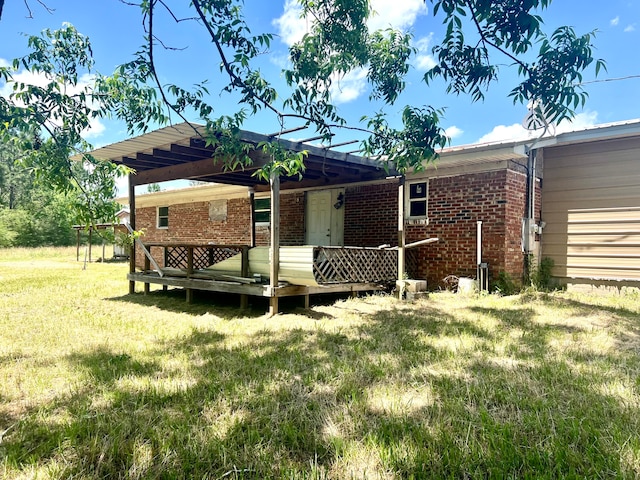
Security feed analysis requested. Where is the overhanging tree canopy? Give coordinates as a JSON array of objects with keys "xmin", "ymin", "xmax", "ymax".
[{"xmin": 0, "ymin": 0, "xmax": 604, "ymax": 223}]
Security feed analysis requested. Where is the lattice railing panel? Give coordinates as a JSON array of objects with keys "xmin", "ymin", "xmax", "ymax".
[
  {"xmin": 164, "ymin": 245, "xmax": 244, "ymax": 270},
  {"xmin": 313, "ymin": 247, "xmax": 398, "ymax": 284},
  {"xmin": 165, "ymin": 247, "xmax": 188, "ymax": 269}
]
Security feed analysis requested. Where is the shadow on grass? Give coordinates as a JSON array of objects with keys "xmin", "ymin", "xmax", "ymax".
[
  {"xmin": 106, "ymin": 288, "xmax": 342, "ymax": 320},
  {"xmin": 2, "ymin": 298, "xmax": 639, "ymax": 478},
  {"xmin": 518, "ymin": 293, "xmax": 640, "ymax": 354},
  {"xmin": 467, "ymin": 305, "xmax": 586, "ymax": 358},
  {"xmin": 106, "ymin": 288, "xmax": 266, "ymax": 319}
]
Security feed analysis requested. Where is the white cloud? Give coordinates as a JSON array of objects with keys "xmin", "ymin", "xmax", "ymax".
[
  {"xmin": 445, "ymin": 125, "xmax": 463, "ymax": 139},
  {"xmin": 477, "ymin": 123, "xmax": 532, "ymax": 143},
  {"xmin": 83, "ymin": 118, "xmax": 106, "ymax": 139},
  {"xmin": 477, "ymin": 111, "xmax": 599, "ymax": 144},
  {"xmin": 272, "ymin": 0, "xmax": 308, "ymax": 46},
  {"xmin": 554, "ymin": 111, "xmax": 599, "ymax": 134},
  {"xmin": 367, "ymin": 0, "xmax": 427, "ymax": 32},
  {"xmin": 272, "ymin": 1, "xmax": 428, "ymax": 104},
  {"xmin": 610, "ymin": 16, "xmax": 620, "ymax": 26},
  {"xmin": 273, "ymin": 0, "xmax": 428, "ymax": 47},
  {"xmin": 0, "ymin": 66, "xmax": 105, "ymax": 140},
  {"xmin": 0, "ymin": 58, "xmax": 10, "ymax": 68},
  {"xmin": 329, "ymin": 67, "xmax": 368, "ymax": 104},
  {"xmin": 624, "ymin": 24, "xmax": 636, "ymax": 32},
  {"xmin": 269, "ymin": 52, "xmax": 291, "ymax": 69},
  {"xmin": 115, "ymin": 176, "xmax": 129, "ymax": 198},
  {"xmin": 414, "ymin": 34, "xmax": 436, "ymax": 71}
]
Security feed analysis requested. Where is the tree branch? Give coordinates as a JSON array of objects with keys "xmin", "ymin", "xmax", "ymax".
[
  {"xmin": 147, "ymin": 0, "xmax": 203, "ymax": 138},
  {"xmin": 191, "ymin": 0, "xmax": 283, "ymax": 120},
  {"xmin": 21, "ymin": 0, "xmax": 55, "ymax": 19},
  {"xmin": 463, "ymin": 0, "xmax": 532, "ymax": 75},
  {"xmin": 156, "ymin": 0, "xmax": 199, "ymax": 24}
]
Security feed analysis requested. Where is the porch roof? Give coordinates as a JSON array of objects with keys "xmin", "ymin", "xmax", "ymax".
[{"xmin": 89, "ymin": 122, "xmax": 396, "ymax": 192}]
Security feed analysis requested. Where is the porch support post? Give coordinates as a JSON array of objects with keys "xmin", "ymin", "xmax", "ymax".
[
  {"xmin": 249, "ymin": 188, "xmax": 256, "ymax": 248},
  {"xmin": 397, "ymin": 176, "xmax": 406, "ymax": 298},
  {"xmin": 128, "ymin": 174, "xmax": 137, "ymax": 295},
  {"xmin": 240, "ymin": 246, "xmax": 249, "ymax": 309},
  {"xmin": 186, "ymin": 246, "xmax": 194, "ymax": 303},
  {"xmin": 144, "ymin": 253, "xmax": 150, "ymax": 295},
  {"xmin": 269, "ymin": 172, "xmax": 280, "ymax": 316}
]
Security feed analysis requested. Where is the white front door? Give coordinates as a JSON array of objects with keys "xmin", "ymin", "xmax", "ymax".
[{"xmin": 306, "ymin": 189, "xmax": 344, "ymax": 246}]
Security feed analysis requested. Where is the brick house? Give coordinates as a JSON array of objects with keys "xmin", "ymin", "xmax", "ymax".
[{"xmin": 99, "ymin": 119, "xmax": 640, "ymax": 302}]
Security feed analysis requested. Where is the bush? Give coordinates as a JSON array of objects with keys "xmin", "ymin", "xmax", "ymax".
[
  {"xmin": 492, "ymin": 271, "xmax": 519, "ymax": 296},
  {"xmin": 0, "ymin": 203, "xmax": 76, "ymax": 247},
  {"xmin": 529, "ymin": 256, "xmax": 556, "ymax": 291}
]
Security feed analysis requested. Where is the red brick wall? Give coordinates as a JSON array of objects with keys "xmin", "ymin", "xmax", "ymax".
[
  {"xmin": 135, "ymin": 193, "xmax": 305, "ymax": 267},
  {"xmin": 405, "ymin": 169, "xmax": 528, "ymax": 288},
  {"xmin": 133, "ymin": 169, "xmax": 530, "ymax": 288},
  {"xmin": 254, "ymin": 192, "xmax": 305, "ymax": 246},
  {"xmin": 342, "ymin": 172, "xmax": 528, "ymax": 288},
  {"xmin": 344, "ymin": 183, "xmax": 398, "ymax": 247},
  {"xmin": 135, "ymin": 198, "xmax": 252, "ymax": 267}
]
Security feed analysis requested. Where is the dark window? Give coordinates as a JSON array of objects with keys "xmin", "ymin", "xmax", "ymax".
[
  {"xmin": 157, "ymin": 206, "xmax": 169, "ymax": 228},
  {"xmin": 255, "ymin": 198, "xmax": 271, "ymax": 224},
  {"xmin": 407, "ymin": 181, "xmax": 428, "ymax": 219}
]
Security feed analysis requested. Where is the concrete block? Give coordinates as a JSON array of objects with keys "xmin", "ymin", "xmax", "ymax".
[{"xmin": 396, "ymin": 279, "xmax": 427, "ymax": 293}]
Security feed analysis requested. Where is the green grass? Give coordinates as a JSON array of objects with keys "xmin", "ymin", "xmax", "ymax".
[{"xmin": 1, "ymin": 247, "xmax": 639, "ymax": 479}]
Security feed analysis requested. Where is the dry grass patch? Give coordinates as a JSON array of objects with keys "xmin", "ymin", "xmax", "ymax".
[{"xmin": 1, "ymin": 248, "xmax": 639, "ymax": 478}]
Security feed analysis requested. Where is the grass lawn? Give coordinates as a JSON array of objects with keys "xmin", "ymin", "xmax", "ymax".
[{"xmin": 1, "ymin": 247, "xmax": 639, "ymax": 479}]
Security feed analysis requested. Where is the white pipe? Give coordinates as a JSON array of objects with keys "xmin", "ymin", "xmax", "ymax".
[
  {"xmin": 477, "ymin": 221, "xmax": 482, "ymax": 292},
  {"xmin": 477, "ymin": 221, "xmax": 482, "ymax": 266}
]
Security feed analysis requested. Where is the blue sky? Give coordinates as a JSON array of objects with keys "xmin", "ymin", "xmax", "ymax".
[{"xmin": 1, "ymin": 0, "xmax": 639, "ymax": 151}]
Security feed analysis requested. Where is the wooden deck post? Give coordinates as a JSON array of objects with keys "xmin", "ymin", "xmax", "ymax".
[
  {"xmin": 269, "ymin": 172, "xmax": 280, "ymax": 316},
  {"xmin": 162, "ymin": 245, "xmax": 168, "ymax": 291},
  {"xmin": 240, "ymin": 245, "xmax": 249, "ymax": 309},
  {"xmin": 249, "ymin": 188, "xmax": 256, "ymax": 248},
  {"xmin": 128, "ymin": 174, "xmax": 137, "ymax": 295},
  {"xmin": 186, "ymin": 246, "xmax": 194, "ymax": 303},
  {"xmin": 144, "ymin": 253, "xmax": 150, "ymax": 295},
  {"xmin": 397, "ymin": 176, "xmax": 406, "ymax": 298}
]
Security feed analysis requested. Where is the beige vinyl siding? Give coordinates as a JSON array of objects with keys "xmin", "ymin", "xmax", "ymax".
[{"xmin": 541, "ymin": 136, "xmax": 640, "ymax": 283}]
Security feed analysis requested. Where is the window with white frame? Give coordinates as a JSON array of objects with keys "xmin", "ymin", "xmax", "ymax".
[
  {"xmin": 406, "ymin": 180, "xmax": 428, "ymax": 223},
  {"xmin": 254, "ymin": 197, "xmax": 271, "ymax": 226},
  {"xmin": 157, "ymin": 206, "xmax": 169, "ymax": 228}
]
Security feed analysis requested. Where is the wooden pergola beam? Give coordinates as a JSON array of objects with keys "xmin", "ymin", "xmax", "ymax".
[
  {"xmin": 130, "ymin": 156, "xmax": 264, "ymax": 186},
  {"xmin": 136, "ymin": 152, "xmax": 179, "ymax": 166}
]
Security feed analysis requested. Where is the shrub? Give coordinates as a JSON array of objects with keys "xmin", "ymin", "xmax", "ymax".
[
  {"xmin": 492, "ymin": 271, "xmax": 518, "ymax": 296},
  {"xmin": 529, "ymin": 256, "xmax": 556, "ymax": 291}
]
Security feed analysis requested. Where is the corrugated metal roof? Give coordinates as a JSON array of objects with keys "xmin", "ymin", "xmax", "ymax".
[
  {"xmin": 437, "ymin": 118, "xmax": 640, "ymax": 162},
  {"xmin": 82, "ymin": 122, "xmax": 394, "ymax": 191},
  {"xmin": 85, "ymin": 123, "xmax": 205, "ymax": 162}
]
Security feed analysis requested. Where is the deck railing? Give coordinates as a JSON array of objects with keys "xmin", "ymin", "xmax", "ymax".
[
  {"xmin": 143, "ymin": 243, "xmax": 249, "ymax": 277},
  {"xmin": 312, "ymin": 246, "xmax": 398, "ymax": 284},
  {"xmin": 141, "ymin": 243, "xmax": 419, "ymax": 285}
]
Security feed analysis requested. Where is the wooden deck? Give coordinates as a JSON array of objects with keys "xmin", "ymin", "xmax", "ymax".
[{"xmin": 130, "ymin": 243, "xmax": 394, "ymax": 311}]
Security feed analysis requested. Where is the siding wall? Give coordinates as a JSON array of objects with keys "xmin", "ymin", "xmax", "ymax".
[{"xmin": 541, "ymin": 136, "xmax": 640, "ymax": 284}]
